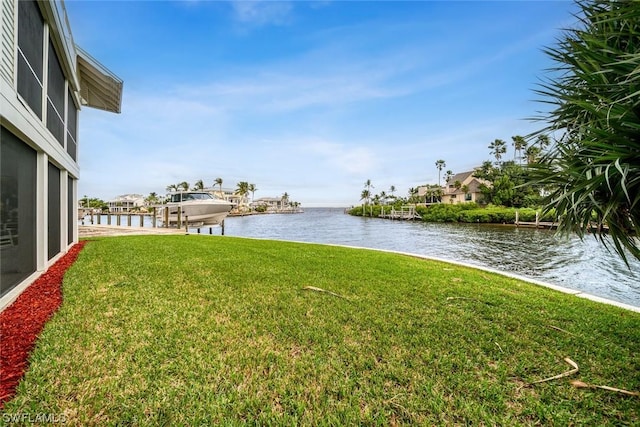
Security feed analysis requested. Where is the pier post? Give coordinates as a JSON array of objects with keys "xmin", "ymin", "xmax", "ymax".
[
  {"xmin": 535, "ymin": 211, "xmax": 540, "ymax": 228},
  {"xmin": 127, "ymin": 214, "xmax": 132, "ymax": 227},
  {"xmin": 177, "ymin": 209, "xmax": 182, "ymax": 229},
  {"xmin": 97, "ymin": 213, "xmax": 101, "ymax": 225},
  {"xmin": 116, "ymin": 214, "xmax": 121, "ymax": 226},
  {"xmin": 221, "ymin": 220, "xmax": 225, "ymax": 235},
  {"xmin": 139, "ymin": 214, "xmax": 144, "ymax": 227},
  {"xmin": 515, "ymin": 210, "xmax": 519, "ymax": 227},
  {"xmin": 185, "ymin": 216, "xmax": 189, "ymax": 234},
  {"xmin": 152, "ymin": 207, "xmax": 157, "ymax": 228},
  {"xmin": 107, "ymin": 214, "xmax": 111, "ymax": 226},
  {"xmin": 163, "ymin": 207, "xmax": 169, "ymax": 228}
]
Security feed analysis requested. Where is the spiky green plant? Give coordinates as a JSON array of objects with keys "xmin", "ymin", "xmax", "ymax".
[{"xmin": 530, "ymin": 0, "xmax": 640, "ymax": 263}]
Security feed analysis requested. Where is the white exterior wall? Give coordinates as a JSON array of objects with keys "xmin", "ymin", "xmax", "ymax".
[
  {"xmin": 0, "ymin": 1, "xmax": 80, "ymax": 310},
  {"xmin": 1, "ymin": 0, "xmax": 16, "ymax": 84},
  {"xmin": 1, "ymin": 0, "xmax": 121, "ymax": 310}
]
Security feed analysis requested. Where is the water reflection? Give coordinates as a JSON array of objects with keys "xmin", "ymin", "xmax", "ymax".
[{"xmin": 224, "ymin": 208, "xmax": 640, "ymax": 307}]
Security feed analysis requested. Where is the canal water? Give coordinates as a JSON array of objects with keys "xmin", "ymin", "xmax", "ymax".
[{"xmin": 221, "ymin": 208, "xmax": 640, "ymax": 307}]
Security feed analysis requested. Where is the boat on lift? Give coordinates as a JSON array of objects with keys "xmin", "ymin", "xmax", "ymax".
[{"xmin": 158, "ymin": 191, "xmax": 234, "ymax": 226}]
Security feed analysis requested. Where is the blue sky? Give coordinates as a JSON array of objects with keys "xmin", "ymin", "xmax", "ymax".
[{"xmin": 66, "ymin": 0, "xmax": 577, "ymax": 207}]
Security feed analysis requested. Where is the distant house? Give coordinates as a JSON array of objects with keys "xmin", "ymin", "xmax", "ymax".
[
  {"xmin": 207, "ymin": 186, "xmax": 235, "ymax": 201},
  {"xmin": 108, "ymin": 194, "xmax": 145, "ymax": 213},
  {"xmin": 209, "ymin": 187, "xmax": 244, "ymax": 207},
  {"xmin": 443, "ymin": 171, "xmax": 489, "ymax": 204},
  {"xmin": 253, "ymin": 197, "xmax": 286, "ymax": 212},
  {"xmin": 416, "ymin": 185, "xmax": 443, "ymax": 205},
  {"xmin": 1, "ymin": 0, "xmax": 122, "ymax": 308}
]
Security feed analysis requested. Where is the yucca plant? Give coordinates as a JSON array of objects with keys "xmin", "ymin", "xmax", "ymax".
[{"xmin": 530, "ymin": 0, "xmax": 640, "ymax": 263}]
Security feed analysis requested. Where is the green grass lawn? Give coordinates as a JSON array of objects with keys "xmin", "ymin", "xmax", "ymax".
[{"xmin": 3, "ymin": 235, "xmax": 639, "ymax": 425}]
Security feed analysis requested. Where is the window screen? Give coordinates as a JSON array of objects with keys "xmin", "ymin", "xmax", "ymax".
[
  {"xmin": 67, "ymin": 90, "xmax": 78, "ymax": 160},
  {"xmin": 68, "ymin": 176, "xmax": 74, "ymax": 245},
  {"xmin": 1, "ymin": 127, "xmax": 37, "ymax": 298},
  {"xmin": 47, "ymin": 41, "xmax": 65, "ymax": 146},
  {"xmin": 48, "ymin": 163, "xmax": 61, "ymax": 260},
  {"xmin": 17, "ymin": 0, "xmax": 44, "ymax": 118}
]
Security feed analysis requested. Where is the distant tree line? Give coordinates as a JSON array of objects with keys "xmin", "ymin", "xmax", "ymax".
[{"xmin": 353, "ymin": 0, "xmax": 640, "ymax": 263}]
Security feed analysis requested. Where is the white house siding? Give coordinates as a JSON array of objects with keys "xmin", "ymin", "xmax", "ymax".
[
  {"xmin": 0, "ymin": 0, "xmax": 16, "ymax": 84},
  {"xmin": 108, "ymin": 194, "xmax": 145, "ymax": 213},
  {"xmin": 0, "ymin": 0, "xmax": 121, "ymax": 311}
]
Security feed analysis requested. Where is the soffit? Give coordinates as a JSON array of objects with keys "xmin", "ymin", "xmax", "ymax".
[{"xmin": 76, "ymin": 46, "xmax": 123, "ymax": 114}]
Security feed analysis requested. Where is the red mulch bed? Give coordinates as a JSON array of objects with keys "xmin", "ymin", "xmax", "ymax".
[{"xmin": 0, "ymin": 241, "xmax": 87, "ymax": 409}]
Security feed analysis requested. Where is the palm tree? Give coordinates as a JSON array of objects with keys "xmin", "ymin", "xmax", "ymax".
[
  {"xmin": 444, "ymin": 170, "xmax": 454, "ymax": 187},
  {"xmin": 192, "ymin": 179, "xmax": 204, "ymax": 191},
  {"xmin": 524, "ymin": 145, "xmax": 541, "ymax": 164},
  {"xmin": 407, "ymin": 187, "xmax": 417, "ymax": 203},
  {"xmin": 476, "ymin": 161, "xmax": 494, "ymax": 178},
  {"xmin": 281, "ymin": 192, "xmax": 289, "ymax": 210},
  {"xmin": 364, "ymin": 179, "xmax": 374, "ymax": 196},
  {"xmin": 363, "ymin": 179, "xmax": 374, "ymax": 214},
  {"xmin": 461, "ymin": 184, "xmax": 470, "ymax": 200},
  {"xmin": 360, "ymin": 189, "xmax": 370, "ymax": 215},
  {"xmin": 248, "ymin": 183, "xmax": 257, "ymax": 203},
  {"xmin": 145, "ymin": 192, "xmax": 160, "ymax": 206},
  {"xmin": 214, "ymin": 177, "xmax": 223, "ymax": 198},
  {"xmin": 389, "ymin": 185, "xmax": 396, "ymax": 202},
  {"xmin": 488, "ymin": 139, "xmax": 507, "ymax": 164},
  {"xmin": 379, "ymin": 191, "xmax": 387, "ymax": 205},
  {"xmin": 530, "ymin": 0, "xmax": 640, "ymax": 262},
  {"xmin": 511, "ymin": 135, "xmax": 527, "ymax": 164},
  {"xmin": 235, "ymin": 181, "xmax": 250, "ymax": 211},
  {"xmin": 435, "ymin": 160, "xmax": 446, "ymax": 186},
  {"xmin": 422, "ymin": 184, "xmax": 438, "ymax": 204},
  {"xmin": 166, "ymin": 184, "xmax": 178, "ymax": 192},
  {"xmin": 536, "ymin": 134, "xmax": 550, "ymax": 150},
  {"xmin": 178, "ymin": 181, "xmax": 189, "ymax": 191}
]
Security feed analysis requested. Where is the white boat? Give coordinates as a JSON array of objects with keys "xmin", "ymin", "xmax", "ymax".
[{"xmin": 158, "ymin": 191, "xmax": 234, "ymax": 226}]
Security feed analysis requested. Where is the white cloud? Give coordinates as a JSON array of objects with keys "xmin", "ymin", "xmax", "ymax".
[
  {"xmin": 230, "ymin": 1, "xmax": 293, "ymax": 26},
  {"xmin": 73, "ymin": 1, "xmax": 568, "ymax": 207},
  {"xmin": 306, "ymin": 140, "xmax": 377, "ymax": 175}
]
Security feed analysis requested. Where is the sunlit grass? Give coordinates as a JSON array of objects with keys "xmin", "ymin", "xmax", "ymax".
[{"xmin": 3, "ymin": 235, "xmax": 639, "ymax": 425}]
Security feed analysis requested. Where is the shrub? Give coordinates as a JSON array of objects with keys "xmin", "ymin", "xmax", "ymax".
[{"xmin": 421, "ymin": 204, "xmax": 462, "ymax": 222}]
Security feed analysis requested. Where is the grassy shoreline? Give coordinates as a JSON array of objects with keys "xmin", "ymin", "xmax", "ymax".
[
  {"xmin": 348, "ymin": 203, "xmax": 557, "ymax": 224},
  {"xmin": 2, "ymin": 235, "xmax": 639, "ymax": 424}
]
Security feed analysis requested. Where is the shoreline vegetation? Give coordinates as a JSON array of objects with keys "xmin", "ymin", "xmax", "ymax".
[
  {"xmin": 348, "ymin": 202, "xmax": 557, "ymax": 225},
  {"xmin": 2, "ymin": 235, "xmax": 639, "ymax": 424}
]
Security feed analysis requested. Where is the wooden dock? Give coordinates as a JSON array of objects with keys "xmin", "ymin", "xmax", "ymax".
[
  {"xmin": 79, "ymin": 209, "xmax": 227, "ymax": 235},
  {"xmin": 515, "ymin": 221, "xmax": 558, "ymax": 229},
  {"xmin": 379, "ymin": 206, "xmax": 421, "ymax": 220},
  {"xmin": 514, "ymin": 211, "xmax": 558, "ymax": 229}
]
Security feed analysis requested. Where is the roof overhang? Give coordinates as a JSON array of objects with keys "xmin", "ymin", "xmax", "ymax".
[{"xmin": 76, "ymin": 46, "xmax": 123, "ymax": 113}]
